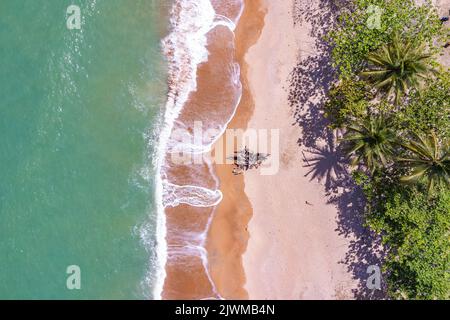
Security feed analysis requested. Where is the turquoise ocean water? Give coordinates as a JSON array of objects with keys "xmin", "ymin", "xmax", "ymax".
[{"xmin": 0, "ymin": 0, "xmax": 168, "ymax": 299}]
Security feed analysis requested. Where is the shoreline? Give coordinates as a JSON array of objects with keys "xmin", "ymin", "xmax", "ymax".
[
  {"xmin": 159, "ymin": 0, "xmax": 449, "ymax": 300},
  {"xmin": 206, "ymin": 0, "xmax": 267, "ymax": 299},
  {"xmin": 208, "ymin": 0, "xmax": 361, "ymax": 299},
  {"xmin": 159, "ymin": 0, "xmax": 254, "ymax": 299}
]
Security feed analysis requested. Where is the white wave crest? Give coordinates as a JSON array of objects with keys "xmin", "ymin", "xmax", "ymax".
[{"xmin": 163, "ymin": 181, "xmax": 223, "ymax": 208}]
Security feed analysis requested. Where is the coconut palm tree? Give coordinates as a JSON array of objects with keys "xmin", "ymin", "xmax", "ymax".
[
  {"xmin": 341, "ymin": 114, "xmax": 397, "ymax": 173},
  {"xmin": 361, "ymin": 34, "xmax": 437, "ymax": 104},
  {"xmin": 398, "ymin": 132, "xmax": 449, "ymax": 193}
]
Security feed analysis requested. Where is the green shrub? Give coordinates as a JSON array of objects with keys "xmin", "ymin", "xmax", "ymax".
[
  {"xmin": 328, "ymin": 0, "xmax": 442, "ymax": 78},
  {"xmin": 361, "ymin": 177, "xmax": 450, "ymax": 300},
  {"xmin": 394, "ymin": 72, "xmax": 450, "ymax": 139},
  {"xmin": 324, "ymin": 79, "xmax": 371, "ymax": 127}
]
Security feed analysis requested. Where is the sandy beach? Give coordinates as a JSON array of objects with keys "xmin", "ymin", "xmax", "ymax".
[
  {"xmin": 1, "ymin": 0, "xmax": 448, "ymax": 302},
  {"xmin": 206, "ymin": 0, "xmax": 449, "ymax": 300},
  {"xmin": 242, "ymin": 0, "xmax": 361, "ymax": 299},
  {"xmin": 206, "ymin": 0, "xmax": 266, "ymax": 299},
  {"xmin": 208, "ymin": 0, "xmax": 364, "ymax": 299}
]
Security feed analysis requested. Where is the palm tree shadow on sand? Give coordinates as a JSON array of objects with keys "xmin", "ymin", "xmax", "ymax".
[
  {"xmin": 290, "ymin": 0, "xmax": 386, "ymax": 299},
  {"xmin": 302, "ymin": 135, "xmax": 346, "ymax": 191}
]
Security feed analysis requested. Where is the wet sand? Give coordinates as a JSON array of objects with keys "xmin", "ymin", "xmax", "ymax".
[
  {"xmin": 206, "ymin": 0, "xmax": 267, "ymax": 299},
  {"xmin": 163, "ymin": 0, "xmax": 449, "ymax": 300},
  {"xmin": 208, "ymin": 0, "xmax": 360, "ymax": 299},
  {"xmin": 161, "ymin": 0, "xmax": 247, "ymax": 299}
]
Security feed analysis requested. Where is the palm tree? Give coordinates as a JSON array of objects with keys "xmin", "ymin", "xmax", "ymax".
[
  {"xmin": 341, "ymin": 114, "xmax": 397, "ymax": 173},
  {"xmin": 361, "ymin": 34, "xmax": 436, "ymax": 104},
  {"xmin": 398, "ymin": 132, "xmax": 449, "ymax": 193}
]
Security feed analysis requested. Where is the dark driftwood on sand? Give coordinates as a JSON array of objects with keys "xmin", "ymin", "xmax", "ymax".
[{"xmin": 228, "ymin": 147, "xmax": 270, "ymax": 175}]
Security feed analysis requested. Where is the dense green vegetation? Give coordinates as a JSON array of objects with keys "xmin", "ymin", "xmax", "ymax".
[
  {"xmin": 328, "ymin": 0, "xmax": 443, "ymax": 78},
  {"xmin": 355, "ymin": 172, "xmax": 450, "ymax": 299},
  {"xmin": 327, "ymin": 0, "xmax": 449, "ymax": 299},
  {"xmin": 360, "ymin": 33, "xmax": 437, "ymax": 105},
  {"xmin": 342, "ymin": 114, "xmax": 397, "ymax": 173}
]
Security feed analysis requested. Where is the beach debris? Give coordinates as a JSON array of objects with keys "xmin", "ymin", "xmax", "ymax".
[{"xmin": 228, "ymin": 146, "xmax": 270, "ymax": 175}]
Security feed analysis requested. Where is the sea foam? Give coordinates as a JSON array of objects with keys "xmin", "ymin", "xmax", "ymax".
[{"xmin": 154, "ymin": 0, "xmax": 244, "ymax": 300}]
